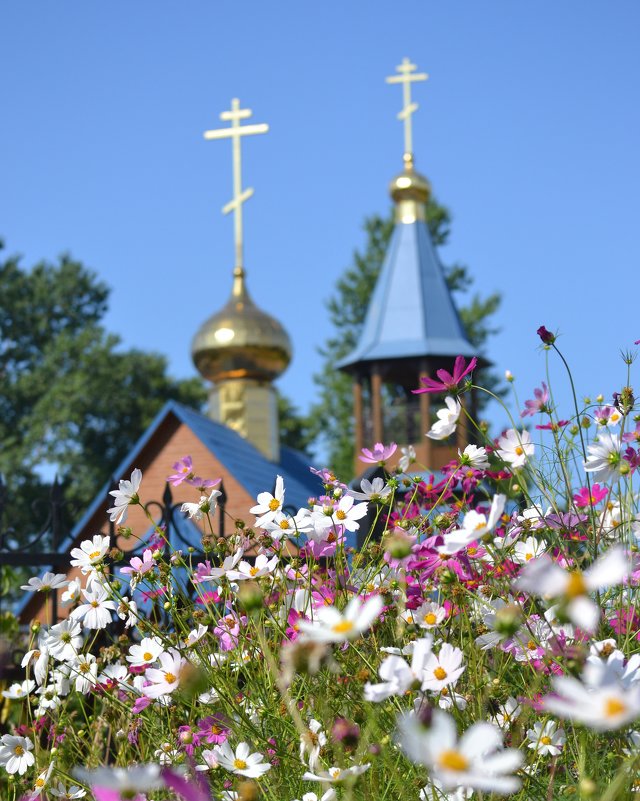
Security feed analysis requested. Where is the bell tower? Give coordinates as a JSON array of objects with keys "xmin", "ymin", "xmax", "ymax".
[{"xmin": 336, "ymin": 60, "xmax": 482, "ymax": 474}]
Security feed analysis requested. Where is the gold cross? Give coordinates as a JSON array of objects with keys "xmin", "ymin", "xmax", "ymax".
[
  {"xmin": 204, "ymin": 98, "xmax": 269, "ymax": 269},
  {"xmin": 386, "ymin": 58, "xmax": 428, "ymax": 157}
]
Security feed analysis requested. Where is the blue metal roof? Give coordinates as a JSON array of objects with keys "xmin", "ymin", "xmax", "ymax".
[
  {"xmin": 15, "ymin": 402, "xmax": 321, "ymax": 617},
  {"xmin": 336, "ymin": 219, "xmax": 475, "ymax": 370}
]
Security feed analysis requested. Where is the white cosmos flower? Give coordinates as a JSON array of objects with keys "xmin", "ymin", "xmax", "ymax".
[
  {"xmin": 142, "ymin": 648, "xmax": 187, "ymax": 698},
  {"xmin": 0, "ymin": 734, "xmax": 35, "ymax": 775},
  {"xmin": 226, "ymin": 553, "xmax": 279, "ymax": 582},
  {"xmin": 421, "ymin": 643, "xmax": 466, "ymax": 693},
  {"xmin": 213, "ymin": 741, "xmax": 271, "ymax": 777},
  {"xmin": 46, "ymin": 618, "xmax": 83, "ymax": 662},
  {"xmin": 180, "ymin": 489, "xmax": 222, "ymax": 520},
  {"xmin": 526, "ymin": 719, "xmax": 565, "ymax": 756},
  {"xmin": 197, "ymin": 549, "xmax": 244, "ymax": 581},
  {"xmin": 261, "ymin": 509, "xmax": 315, "ymax": 539},
  {"xmin": 438, "ymin": 494, "xmax": 506, "ymax": 556},
  {"xmin": 48, "ymin": 781, "xmax": 87, "ymax": 800},
  {"xmin": 330, "ymin": 496, "xmax": 368, "ymax": 532},
  {"xmin": 427, "ymin": 397, "xmax": 462, "ymax": 440},
  {"xmin": 250, "ymin": 475, "xmax": 285, "ymax": 527},
  {"xmin": 73, "ymin": 765, "xmax": 163, "ymax": 795},
  {"xmin": 364, "ymin": 636, "xmax": 433, "ymax": 702},
  {"xmin": 583, "ymin": 432, "xmax": 624, "ymax": 483},
  {"xmin": 294, "ymin": 791, "xmax": 337, "ymax": 801},
  {"xmin": 299, "ymin": 719, "xmax": 328, "ymax": 770},
  {"xmin": 195, "ymin": 749, "xmax": 219, "ymax": 771},
  {"xmin": 490, "ymin": 697, "xmax": 522, "ymax": 730},
  {"xmin": 107, "ymin": 468, "xmax": 143, "ymax": 525},
  {"xmin": 61, "ymin": 578, "xmax": 82, "ymax": 606},
  {"xmin": 21, "ymin": 635, "xmax": 50, "ymax": 685},
  {"xmin": 496, "ymin": 429, "xmax": 534, "ymax": 469},
  {"xmin": 69, "ymin": 534, "xmax": 110, "ymax": 574},
  {"xmin": 70, "ymin": 583, "xmax": 117, "ymax": 629},
  {"xmin": 29, "ymin": 762, "xmax": 55, "ymax": 797},
  {"xmin": 21, "ymin": 571, "xmax": 69, "ymax": 592},
  {"xmin": 397, "ymin": 710, "xmax": 523, "ymax": 795},
  {"xmin": 512, "ymin": 535, "xmax": 548, "ymax": 565},
  {"xmin": 413, "ymin": 601, "xmax": 447, "ymax": 630},
  {"xmin": 116, "ymin": 596, "xmax": 138, "ymax": 628},
  {"xmin": 459, "ymin": 444, "xmax": 489, "ymax": 470},
  {"xmin": 514, "ymin": 545, "xmax": 630, "ymax": 632},
  {"xmin": 302, "ymin": 763, "xmax": 371, "ymax": 783},
  {"xmin": 398, "ymin": 444, "xmax": 416, "ymax": 473},
  {"xmin": 348, "ymin": 476, "xmax": 393, "ymax": 502},
  {"xmin": 298, "ymin": 594, "xmax": 384, "ymax": 643},
  {"xmin": 2, "ymin": 679, "xmax": 36, "ymax": 700},
  {"xmin": 542, "ymin": 668, "xmax": 640, "ymax": 731},
  {"xmin": 127, "ymin": 636, "xmax": 165, "ymax": 667},
  {"xmin": 70, "ymin": 653, "xmax": 99, "ymax": 694}
]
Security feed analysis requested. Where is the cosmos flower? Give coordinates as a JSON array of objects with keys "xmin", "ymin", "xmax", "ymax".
[
  {"xmin": 413, "ymin": 356, "xmax": 478, "ymax": 395},
  {"xmin": 496, "ymin": 429, "xmax": 534, "ymax": 469},
  {"xmin": 427, "ymin": 397, "xmax": 462, "ymax": 440},
  {"xmin": 298, "ymin": 595, "xmax": 383, "ymax": 644},
  {"xmin": 583, "ymin": 432, "xmax": 625, "ymax": 483},
  {"xmin": 514, "ymin": 545, "xmax": 630, "ymax": 632},
  {"xmin": 364, "ymin": 636, "xmax": 433, "ymax": 702},
  {"xmin": 0, "ymin": 734, "xmax": 35, "ymax": 775},
  {"xmin": 213, "ymin": 741, "xmax": 271, "ymax": 778},
  {"xmin": 359, "ymin": 442, "xmax": 397, "ymax": 464},
  {"xmin": 526, "ymin": 720, "xmax": 565, "ymax": 756},
  {"xmin": 250, "ymin": 475, "xmax": 285, "ymax": 527},
  {"xmin": 107, "ymin": 468, "xmax": 143, "ymax": 525},
  {"xmin": 398, "ymin": 710, "xmax": 522, "ymax": 795},
  {"xmin": 302, "ymin": 763, "xmax": 371, "ymax": 783},
  {"xmin": 70, "ymin": 534, "xmax": 110, "ymax": 574},
  {"xmin": 521, "ymin": 382, "xmax": 549, "ymax": 418},
  {"xmin": 21, "ymin": 572, "xmax": 69, "ymax": 593},
  {"xmin": 438, "ymin": 494, "xmax": 506, "ymax": 556}
]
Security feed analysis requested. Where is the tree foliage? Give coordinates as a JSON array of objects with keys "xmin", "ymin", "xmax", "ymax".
[
  {"xmin": 0, "ymin": 240, "xmax": 207, "ymax": 541},
  {"xmin": 310, "ymin": 200, "xmax": 502, "ymax": 479}
]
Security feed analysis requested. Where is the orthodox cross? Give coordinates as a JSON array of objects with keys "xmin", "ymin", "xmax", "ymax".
[
  {"xmin": 386, "ymin": 58, "xmax": 428, "ymax": 157},
  {"xmin": 204, "ymin": 98, "xmax": 269, "ymax": 269}
]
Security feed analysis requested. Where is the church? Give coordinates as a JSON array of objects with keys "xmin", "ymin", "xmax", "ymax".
[{"xmin": 19, "ymin": 58, "xmax": 478, "ymax": 623}]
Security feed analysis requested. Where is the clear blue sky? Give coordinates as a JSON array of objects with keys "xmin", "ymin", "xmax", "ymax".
[{"xmin": 2, "ymin": 2, "xmax": 640, "ymax": 455}]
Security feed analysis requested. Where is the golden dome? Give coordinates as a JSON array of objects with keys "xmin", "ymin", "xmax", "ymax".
[
  {"xmin": 389, "ymin": 153, "xmax": 431, "ymax": 206},
  {"xmin": 192, "ymin": 267, "xmax": 292, "ymax": 383}
]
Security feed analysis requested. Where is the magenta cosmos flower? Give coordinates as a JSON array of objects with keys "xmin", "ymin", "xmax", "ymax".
[{"xmin": 412, "ymin": 356, "xmax": 477, "ymax": 395}]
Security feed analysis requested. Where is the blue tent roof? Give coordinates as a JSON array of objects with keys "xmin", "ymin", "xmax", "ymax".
[{"xmin": 336, "ymin": 219, "xmax": 475, "ymax": 370}]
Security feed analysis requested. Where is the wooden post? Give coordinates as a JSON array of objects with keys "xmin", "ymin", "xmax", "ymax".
[
  {"xmin": 419, "ymin": 358, "xmax": 431, "ymax": 468},
  {"xmin": 371, "ymin": 364, "xmax": 384, "ymax": 443},
  {"xmin": 353, "ymin": 375, "xmax": 364, "ymax": 456}
]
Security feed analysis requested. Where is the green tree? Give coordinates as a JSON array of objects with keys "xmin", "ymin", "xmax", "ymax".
[
  {"xmin": 310, "ymin": 200, "xmax": 502, "ymax": 479},
  {"xmin": 0, "ymin": 240, "xmax": 207, "ymax": 542}
]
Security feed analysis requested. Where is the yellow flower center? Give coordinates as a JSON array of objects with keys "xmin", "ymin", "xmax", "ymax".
[
  {"xmin": 332, "ymin": 620, "xmax": 354, "ymax": 634},
  {"xmin": 527, "ymin": 640, "xmax": 537, "ymax": 651},
  {"xmin": 540, "ymin": 736, "xmax": 552, "ymax": 745},
  {"xmin": 279, "ymin": 520, "xmax": 290, "ymax": 529},
  {"xmin": 336, "ymin": 509, "xmax": 347, "ymax": 520},
  {"xmin": 143, "ymin": 652, "xmax": 154, "ymax": 662},
  {"xmin": 91, "ymin": 600, "xmax": 99, "ymax": 608},
  {"xmin": 89, "ymin": 550, "xmax": 101, "ymax": 560},
  {"xmin": 433, "ymin": 667, "xmax": 448, "ymax": 681},
  {"xmin": 80, "ymin": 662, "xmax": 90, "ymax": 673},
  {"xmin": 233, "ymin": 758, "xmax": 248, "ymax": 770},
  {"xmin": 329, "ymin": 768, "xmax": 342, "ymax": 779},
  {"xmin": 35, "ymin": 778, "xmax": 45, "ymax": 787},
  {"xmin": 438, "ymin": 749, "xmax": 469, "ymax": 772},
  {"xmin": 515, "ymin": 446, "xmax": 524, "ymax": 456},
  {"xmin": 425, "ymin": 613, "xmax": 437, "ymax": 625},
  {"xmin": 525, "ymin": 552, "xmax": 534, "ymax": 561},
  {"xmin": 604, "ymin": 697, "xmax": 626, "ymax": 718},
  {"xmin": 268, "ymin": 499, "xmax": 280, "ymax": 511},
  {"xmin": 565, "ymin": 570, "xmax": 587, "ymax": 599},
  {"xmin": 14, "ymin": 746, "xmax": 24, "ymax": 756},
  {"xmin": 164, "ymin": 672, "xmax": 176, "ymax": 683},
  {"xmin": 249, "ymin": 566, "xmax": 260, "ymax": 577}
]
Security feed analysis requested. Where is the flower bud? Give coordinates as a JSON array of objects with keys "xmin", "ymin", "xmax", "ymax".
[{"xmin": 536, "ymin": 325, "xmax": 556, "ymax": 344}]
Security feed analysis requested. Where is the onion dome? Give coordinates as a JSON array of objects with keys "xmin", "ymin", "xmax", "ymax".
[
  {"xmin": 192, "ymin": 267, "xmax": 292, "ymax": 383},
  {"xmin": 389, "ymin": 153, "xmax": 431, "ymax": 223}
]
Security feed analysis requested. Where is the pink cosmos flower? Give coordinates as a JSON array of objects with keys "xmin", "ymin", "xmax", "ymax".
[
  {"xmin": 359, "ymin": 442, "xmax": 397, "ymax": 464},
  {"xmin": 573, "ymin": 484, "xmax": 608, "ymax": 508},
  {"xmin": 120, "ymin": 549, "xmax": 155, "ymax": 578},
  {"xmin": 197, "ymin": 714, "xmax": 230, "ymax": 745},
  {"xmin": 412, "ymin": 355, "xmax": 477, "ymax": 395},
  {"xmin": 167, "ymin": 456, "xmax": 195, "ymax": 486},
  {"xmin": 521, "ymin": 382, "xmax": 549, "ymax": 417},
  {"xmin": 536, "ymin": 420, "xmax": 569, "ymax": 431}
]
